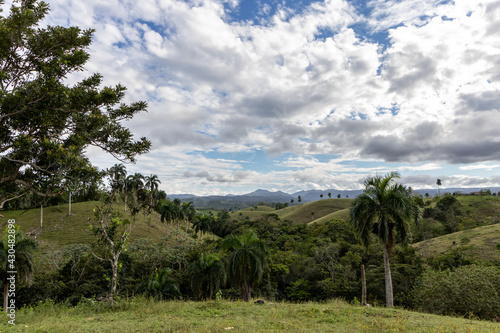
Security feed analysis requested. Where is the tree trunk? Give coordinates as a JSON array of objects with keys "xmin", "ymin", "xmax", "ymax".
[
  {"xmin": 40, "ymin": 205, "xmax": 43, "ymax": 228},
  {"xmin": 241, "ymin": 281, "xmax": 251, "ymax": 302},
  {"xmin": 176, "ymin": 219, "xmax": 179, "ymax": 240},
  {"xmin": 383, "ymin": 245, "xmax": 394, "ymax": 308},
  {"xmin": 69, "ymin": 192, "xmax": 72, "ymax": 215},
  {"xmin": 110, "ymin": 257, "xmax": 118, "ymax": 298},
  {"xmin": 165, "ymin": 220, "xmax": 169, "ymax": 238},
  {"xmin": 3, "ymin": 280, "xmax": 8, "ymax": 313},
  {"xmin": 361, "ymin": 264, "xmax": 367, "ymax": 306}
]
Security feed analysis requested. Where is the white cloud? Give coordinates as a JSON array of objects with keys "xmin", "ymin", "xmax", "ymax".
[{"xmin": 24, "ymin": 0, "xmax": 500, "ymax": 194}]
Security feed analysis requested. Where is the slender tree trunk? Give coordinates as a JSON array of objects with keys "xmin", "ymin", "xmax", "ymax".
[
  {"xmin": 383, "ymin": 245, "xmax": 394, "ymax": 308},
  {"xmin": 3, "ymin": 280, "xmax": 8, "ymax": 313},
  {"xmin": 361, "ymin": 264, "xmax": 367, "ymax": 306},
  {"xmin": 176, "ymin": 219, "xmax": 179, "ymax": 240},
  {"xmin": 110, "ymin": 256, "xmax": 118, "ymax": 298},
  {"xmin": 165, "ymin": 220, "xmax": 169, "ymax": 238},
  {"xmin": 69, "ymin": 192, "xmax": 72, "ymax": 215},
  {"xmin": 40, "ymin": 205, "xmax": 43, "ymax": 228}
]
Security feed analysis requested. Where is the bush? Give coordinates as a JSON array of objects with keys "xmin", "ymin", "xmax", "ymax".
[{"xmin": 415, "ymin": 265, "xmax": 500, "ymax": 320}]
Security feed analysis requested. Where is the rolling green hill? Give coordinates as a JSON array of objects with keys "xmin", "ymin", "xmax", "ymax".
[
  {"xmin": 230, "ymin": 199, "xmax": 352, "ymax": 225},
  {"xmin": 1, "ymin": 201, "xmax": 188, "ymax": 257},
  {"xmin": 413, "ymin": 223, "xmax": 500, "ymax": 261}
]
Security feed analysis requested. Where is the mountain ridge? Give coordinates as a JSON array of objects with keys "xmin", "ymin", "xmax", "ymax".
[{"xmin": 169, "ymin": 187, "xmax": 500, "ymax": 210}]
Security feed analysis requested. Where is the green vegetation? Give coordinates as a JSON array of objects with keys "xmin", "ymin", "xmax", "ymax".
[
  {"xmin": 414, "ymin": 223, "xmax": 500, "ymax": 261},
  {"xmin": 2, "ymin": 2, "xmax": 500, "ymax": 329},
  {"xmin": 3, "ymin": 297, "xmax": 499, "ymax": 332},
  {"xmin": 0, "ymin": 0, "xmax": 151, "ymax": 210}
]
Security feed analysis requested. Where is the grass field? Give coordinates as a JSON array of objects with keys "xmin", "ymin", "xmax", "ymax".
[
  {"xmin": 1, "ymin": 201, "xmax": 182, "ymax": 258},
  {"xmin": 414, "ymin": 223, "xmax": 500, "ymax": 260},
  {"xmin": 3, "ymin": 297, "xmax": 500, "ymax": 333},
  {"xmin": 231, "ymin": 199, "xmax": 352, "ymax": 225}
]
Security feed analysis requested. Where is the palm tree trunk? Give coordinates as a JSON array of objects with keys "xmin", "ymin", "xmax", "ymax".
[
  {"xmin": 383, "ymin": 245, "xmax": 394, "ymax": 308},
  {"xmin": 361, "ymin": 264, "xmax": 367, "ymax": 306},
  {"xmin": 242, "ymin": 281, "xmax": 251, "ymax": 302}
]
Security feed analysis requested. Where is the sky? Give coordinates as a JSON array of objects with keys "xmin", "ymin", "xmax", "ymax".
[{"xmin": 8, "ymin": 0, "xmax": 500, "ymax": 195}]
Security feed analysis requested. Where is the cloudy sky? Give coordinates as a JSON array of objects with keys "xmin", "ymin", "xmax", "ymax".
[{"xmin": 16, "ymin": 0, "xmax": 500, "ymax": 194}]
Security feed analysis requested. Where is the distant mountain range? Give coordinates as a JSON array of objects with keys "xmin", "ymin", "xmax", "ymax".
[{"xmin": 169, "ymin": 187, "xmax": 500, "ymax": 210}]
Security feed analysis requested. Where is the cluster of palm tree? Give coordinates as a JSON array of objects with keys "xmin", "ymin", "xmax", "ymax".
[
  {"xmin": 191, "ymin": 211, "xmax": 229, "ymax": 242},
  {"xmin": 157, "ymin": 199, "xmax": 196, "ymax": 238},
  {"xmin": 108, "ymin": 164, "xmax": 164, "ymax": 212},
  {"xmin": 189, "ymin": 230, "xmax": 267, "ymax": 302}
]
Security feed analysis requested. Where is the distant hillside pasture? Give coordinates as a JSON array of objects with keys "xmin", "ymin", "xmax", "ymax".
[
  {"xmin": 1, "ymin": 201, "xmax": 174, "ymax": 257},
  {"xmin": 230, "ymin": 199, "xmax": 353, "ymax": 225},
  {"xmin": 413, "ymin": 223, "xmax": 500, "ymax": 261},
  {"xmin": 308, "ymin": 208, "xmax": 350, "ymax": 226},
  {"xmin": 229, "ymin": 205, "xmax": 276, "ymax": 220},
  {"xmin": 279, "ymin": 199, "xmax": 352, "ymax": 224}
]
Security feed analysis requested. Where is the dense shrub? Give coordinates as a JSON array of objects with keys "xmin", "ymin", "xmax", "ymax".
[{"xmin": 415, "ymin": 265, "xmax": 500, "ymax": 320}]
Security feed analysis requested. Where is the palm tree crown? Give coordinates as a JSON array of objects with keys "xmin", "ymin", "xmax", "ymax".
[
  {"xmin": 189, "ymin": 253, "xmax": 226, "ymax": 300},
  {"xmin": 221, "ymin": 229, "xmax": 267, "ymax": 302}
]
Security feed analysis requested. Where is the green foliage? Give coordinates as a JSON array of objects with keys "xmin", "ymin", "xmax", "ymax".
[
  {"xmin": 0, "ymin": 0, "xmax": 151, "ymax": 208},
  {"xmin": 222, "ymin": 230, "xmax": 268, "ymax": 301},
  {"xmin": 285, "ymin": 279, "xmax": 313, "ymax": 302},
  {"xmin": 189, "ymin": 253, "xmax": 226, "ymax": 300},
  {"xmin": 426, "ymin": 247, "xmax": 478, "ymax": 271},
  {"xmin": 144, "ymin": 268, "xmax": 181, "ymax": 301},
  {"xmin": 415, "ymin": 265, "xmax": 500, "ymax": 320}
]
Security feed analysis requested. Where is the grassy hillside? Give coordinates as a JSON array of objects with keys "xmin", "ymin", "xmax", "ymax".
[
  {"xmin": 231, "ymin": 199, "xmax": 352, "ymax": 225},
  {"xmin": 278, "ymin": 199, "xmax": 351, "ymax": 224},
  {"xmin": 414, "ymin": 223, "xmax": 500, "ymax": 260},
  {"xmin": 5, "ymin": 297, "xmax": 500, "ymax": 332},
  {"xmin": 1, "ymin": 201, "xmax": 177, "ymax": 257}
]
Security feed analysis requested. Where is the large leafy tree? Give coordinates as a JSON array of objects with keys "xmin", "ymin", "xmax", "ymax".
[
  {"xmin": 0, "ymin": 227, "xmax": 37, "ymax": 312},
  {"xmin": 349, "ymin": 171, "xmax": 421, "ymax": 307},
  {"xmin": 0, "ymin": 0, "xmax": 151, "ymax": 209},
  {"xmin": 221, "ymin": 230, "xmax": 268, "ymax": 302}
]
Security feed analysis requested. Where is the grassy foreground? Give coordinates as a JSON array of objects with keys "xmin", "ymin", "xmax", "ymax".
[{"xmin": 2, "ymin": 297, "xmax": 499, "ymax": 332}]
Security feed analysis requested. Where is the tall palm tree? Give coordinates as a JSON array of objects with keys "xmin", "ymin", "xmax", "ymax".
[
  {"xmin": 436, "ymin": 179, "xmax": 442, "ymax": 197},
  {"xmin": 109, "ymin": 164, "xmax": 126, "ymax": 204},
  {"xmin": 189, "ymin": 253, "xmax": 226, "ymax": 300},
  {"xmin": 181, "ymin": 201, "xmax": 196, "ymax": 232},
  {"xmin": 159, "ymin": 201, "xmax": 177, "ymax": 238},
  {"xmin": 172, "ymin": 198, "xmax": 182, "ymax": 232},
  {"xmin": 221, "ymin": 230, "xmax": 268, "ymax": 302},
  {"xmin": 350, "ymin": 172, "xmax": 421, "ymax": 307},
  {"xmin": 0, "ymin": 228, "xmax": 37, "ymax": 312},
  {"xmin": 145, "ymin": 174, "xmax": 161, "ymax": 207},
  {"xmin": 193, "ymin": 214, "xmax": 212, "ymax": 242}
]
